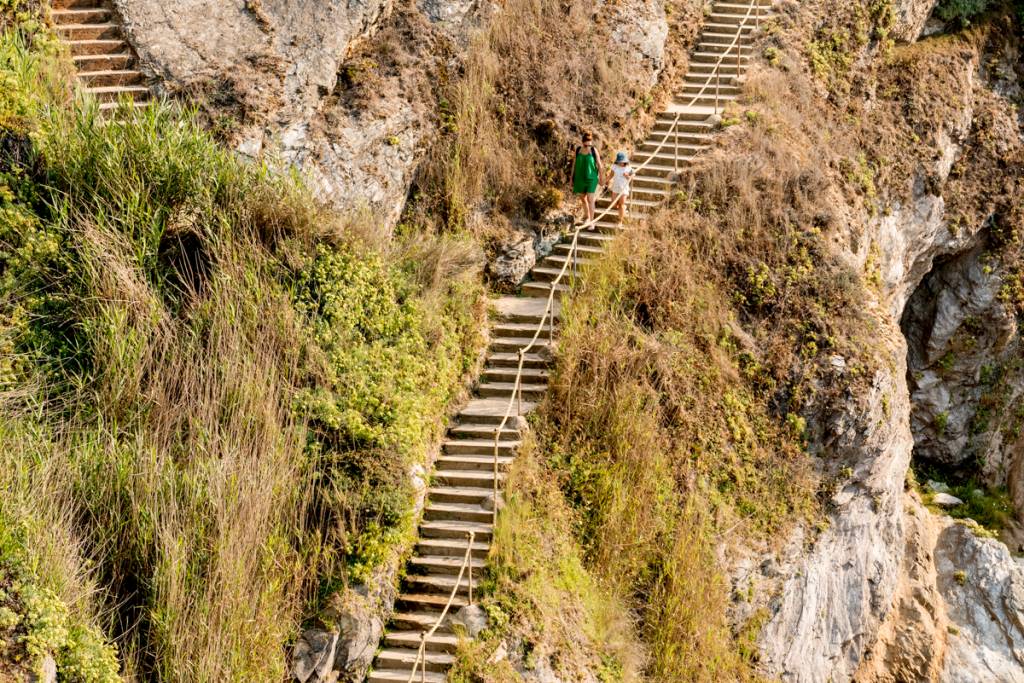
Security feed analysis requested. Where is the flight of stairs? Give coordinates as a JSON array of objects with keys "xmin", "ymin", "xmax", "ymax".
[
  {"xmin": 50, "ymin": 0, "xmax": 153, "ymax": 112},
  {"xmin": 370, "ymin": 2, "xmax": 772, "ymax": 681}
]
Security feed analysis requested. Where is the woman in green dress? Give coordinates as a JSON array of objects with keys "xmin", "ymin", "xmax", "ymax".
[{"xmin": 571, "ymin": 131, "xmax": 604, "ymax": 223}]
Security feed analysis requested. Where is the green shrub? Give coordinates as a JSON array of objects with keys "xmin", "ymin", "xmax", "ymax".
[{"xmin": 936, "ymin": 0, "xmax": 995, "ymax": 24}]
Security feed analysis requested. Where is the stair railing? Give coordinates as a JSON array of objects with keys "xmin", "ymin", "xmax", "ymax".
[
  {"xmin": 403, "ymin": 2, "xmax": 766, "ymax": 678},
  {"xmin": 488, "ymin": 0, "xmax": 765, "ymax": 527},
  {"xmin": 406, "ymin": 531, "xmax": 475, "ymax": 683}
]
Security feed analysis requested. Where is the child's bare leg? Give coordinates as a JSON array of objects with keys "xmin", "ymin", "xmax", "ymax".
[{"xmin": 617, "ymin": 196, "xmax": 626, "ymax": 222}]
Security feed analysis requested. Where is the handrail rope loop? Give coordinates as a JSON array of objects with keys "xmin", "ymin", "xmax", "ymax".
[{"xmin": 407, "ymin": 1, "xmax": 764, "ymax": 677}]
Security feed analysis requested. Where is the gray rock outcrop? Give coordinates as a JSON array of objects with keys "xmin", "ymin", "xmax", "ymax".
[{"xmin": 891, "ymin": 0, "xmax": 940, "ymax": 43}]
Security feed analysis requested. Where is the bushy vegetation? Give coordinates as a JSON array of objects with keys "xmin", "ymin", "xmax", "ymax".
[
  {"xmin": 1, "ymin": 12, "xmax": 483, "ymax": 680},
  {"xmin": 937, "ymin": 0, "xmax": 996, "ymax": 24}
]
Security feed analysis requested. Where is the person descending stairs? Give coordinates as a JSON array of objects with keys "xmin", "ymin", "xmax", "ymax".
[
  {"xmin": 368, "ymin": 1, "xmax": 772, "ymax": 681},
  {"xmin": 50, "ymin": 0, "xmax": 153, "ymax": 112}
]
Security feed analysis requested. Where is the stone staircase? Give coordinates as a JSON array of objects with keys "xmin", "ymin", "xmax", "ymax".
[
  {"xmin": 50, "ymin": 0, "xmax": 153, "ymax": 112},
  {"xmin": 367, "ymin": 2, "xmax": 770, "ymax": 681}
]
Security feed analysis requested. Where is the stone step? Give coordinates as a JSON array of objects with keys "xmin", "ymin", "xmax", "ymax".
[
  {"xmin": 368, "ymin": 668, "xmax": 446, "ymax": 683},
  {"xmin": 673, "ymin": 92, "xmax": 739, "ymax": 108},
  {"xmin": 404, "ymin": 573, "xmax": 480, "ymax": 597},
  {"xmin": 704, "ymin": 20, "xmax": 757, "ymax": 32},
  {"xmin": 375, "ymin": 648, "xmax": 454, "ymax": 674},
  {"xmin": 443, "ymin": 438, "xmax": 520, "ymax": 455},
  {"xmin": 79, "ymin": 68, "xmax": 143, "ymax": 87},
  {"xmin": 595, "ymin": 195, "xmax": 660, "ymax": 212},
  {"xmin": 72, "ymin": 52, "xmax": 133, "ymax": 72},
  {"xmin": 691, "ymin": 49, "xmax": 751, "ymax": 64},
  {"xmin": 428, "ymin": 486, "xmax": 504, "ymax": 509},
  {"xmin": 449, "ymin": 422, "xmax": 522, "ymax": 439},
  {"xmin": 476, "ymin": 381, "xmax": 548, "ymax": 400},
  {"xmin": 456, "ymin": 398, "xmax": 536, "ymax": 422},
  {"xmin": 384, "ymin": 631, "xmax": 460, "ymax": 653},
  {"xmin": 522, "ymin": 280, "xmax": 571, "ymax": 300},
  {"xmin": 51, "ymin": 7, "xmax": 111, "ymax": 24},
  {"xmin": 422, "ymin": 485, "xmax": 503, "ymax": 511},
  {"xmin": 491, "ymin": 321, "xmax": 554, "ymax": 339},
  {"xmin": 488, "ymin": 336, "xmax": 551, "ymax": 353},
  {"xmin": 423, "ymin": 501, "xmax": 495, "ymax": 524},
  {"xmin": 57, "ymin": 22, "xmax": 122, "ymax": 40},
  {"xmin": 419, "ymin": 519, "xmax": 493, "ymax": 544},
  {"xmin": 434, "ymin": 454, "xmax": 515, "ymax": 473},
  {"xmin": 52, "ymin": 0, "xmax": 112, "ymax": 8},
  {"xmin": 636, "ymin": 139, "xmax": 707, "ymax": 155},
  {"xmin": 490, "ymin": 296, "xmax": 560, "ymax": 323},
  {"xmin": 484, "ymin": 351, "xmax": 549, "ymax": 370},
  {"xmin": 714, "ymin": 1, "xmax": 771, "ymax": 15},
  {"xmin": 409, "ymin": 553, "xmax": 488, "ymax": 574},
  {"xmin": 395, "ymin": 592, "xmax": 470, "ymax": 612},
  {"xmin": 389, "ymin": 610, "xmax": 457, "ymax": 633},
  {"xmin": 98, "ymin": 99, "xmax": 152, "ymax": 113},
  {"xmin": 85, "ymin": 84, "xmax": 150, "ymax": 103},
  {"xmin": 552, "ymin": 242, "xmax": 606, "ymax": 257},
  {"xmin": 481, "ymin": 366, "xmax": 550, "ymax": 383},
  {"xmin": 68, "ymin": 38, "xmax": 126, "ymax": 56}
]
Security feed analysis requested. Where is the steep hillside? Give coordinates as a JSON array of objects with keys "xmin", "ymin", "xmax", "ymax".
[{"xmin": 3, "ymin": 0, "xmax": 1024, "ymax": 682}]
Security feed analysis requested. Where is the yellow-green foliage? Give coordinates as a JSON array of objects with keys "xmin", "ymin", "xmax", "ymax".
[
  {"xmin": 448, "ymin": 434, "xmax": 642, "ymax": 682},
  {"xmin": 808, "ymin": 1, "xmax": 894, "ymax": 92},
  {"xmin": 1, "ymin": 26, "xmax": 483, "ymax": 681}
]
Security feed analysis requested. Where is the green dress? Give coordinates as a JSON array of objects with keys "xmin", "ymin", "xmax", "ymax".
[{"xmin": 572, "ymin": 148, "xmax": 599, "ymax": 194}]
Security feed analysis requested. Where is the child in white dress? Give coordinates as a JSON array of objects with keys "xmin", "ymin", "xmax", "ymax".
[{"xmin": 608, "ymin": 152, "xmax": 634, "ymax": 222}]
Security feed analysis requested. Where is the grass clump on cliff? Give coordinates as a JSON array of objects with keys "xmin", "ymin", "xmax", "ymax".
[{"xmin": 1, "ymin": 18, "xmax": 483, "ymax": 681}]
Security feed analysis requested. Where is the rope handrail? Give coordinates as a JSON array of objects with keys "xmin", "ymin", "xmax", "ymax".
[
  {"xmin": 404, "ymin": 2, "xmax": 764, "ymax": 678},
  {"xmin": 406, "ymin": 531, "xmax": 475, "ymax": 683},
  {"xmin": 487, "ymin": 0, "xmax": 764, "ymax": 525}
]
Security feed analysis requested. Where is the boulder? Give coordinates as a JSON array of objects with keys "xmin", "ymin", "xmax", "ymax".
[
  {"xmin": 323, "ymin": 590, "xmax": 383, "ymax": 678},
  {"xmin": 936, "ymin": 523, "xmax": 1024, "ymax": 682},
  {"xmin": 931, "ymin": 492, "xmax": 964, "ymax": 508},
  {"xmin": 450, "ymin": 604, "xmax": 489, "ymax": 638},
  {"xmin": 489, "ymin": 237, "xmax": 537, "ymax": 290},
  {"xmin": 891, "ymin": 0, "xmax": 940, "ymax": 43}
]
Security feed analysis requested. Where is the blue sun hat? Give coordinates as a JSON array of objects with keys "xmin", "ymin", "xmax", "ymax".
[{"xmin": 615, "ymin": 151, "xmax": 628, "ymax": 164}]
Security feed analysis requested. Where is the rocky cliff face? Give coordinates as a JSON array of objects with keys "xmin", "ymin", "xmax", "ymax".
[
  {"xmin": 115, "ymin": 0, "xmax": 673, "ymax": 230},
  {"xmin": 756, "ymin": 1, "xmax": 1024, "ymax": 681}
]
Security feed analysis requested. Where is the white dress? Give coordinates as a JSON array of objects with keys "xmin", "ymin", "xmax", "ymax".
[{"xmin": 610, "ymin": 164, "xmax": 633, "ymax": 196}]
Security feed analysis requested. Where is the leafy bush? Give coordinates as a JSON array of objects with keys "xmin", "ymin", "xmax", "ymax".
[{"xmin": 936, "ymin": 0, "xmax": 995, "ymax": 24}]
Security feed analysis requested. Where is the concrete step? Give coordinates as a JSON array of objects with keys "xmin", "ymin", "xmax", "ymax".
[
  {"xmin": 429, "ymin": 470, "xmax": 505, "ymax": 492},
  {"xmin": 553, "ymin": 242, "xmax": 606, "ymax": 257},
  {"xmin": 434, "ymin": 455, "xmax": 515, "ymax": 473},
  {"xmin": 384, "ymin": 631, "xmax": 460, "ymax": 653},
  {"xmin": 389, "ymin": 610, "xmax": 457, "ymax": 633},
  {"xmin": 409, "ymin": 553, "xmax": 488, "ymax": 574},
  {"xmin": 449, "ymin": 422, "xmax": 522, "ymax": 439},
  {"xmin": 491, "ymin": 321, "xmax": 554, "ymax": 339},
  {"xmin": 522, "ymin": 280, "xmax": 571, "ymax": 300},
  {"xmin": 490, "ymin": 296, "xmax": 560, "ymax": 323},
  {"xmin": 489, "ymin": 336, "xmax": 551, "ymax": 353},
  {"xmin": 701, "ymin": 30, "xmax": 754, "ymax": 45},
  {"xmin": 423, "ymin": 502, "xmax": 495, "ymax": 524},
  {"xmin": 375, "ymin": 648, "xmax": 454, "ymax": 674},
  {"xmin": 79, "ymin": 68, "xmax": 143, "ymax": 87},
  {"xmin": 395, "ymin": 592, "xmax": 470, "ymax": 612},
  {"xmin": 68, "ymin": 38, "xmax": 126, "ymax": 56},
  {"xmin": 404, "ymin": 573, "xmax": 480, "ymax": 596},
  {"xmin": 85, "ymin": 84, "xmax": 150, "ymax": 103},
  {"xmin": 368, "ymin": 668, "xmax": 446, "ymax": 683},
  {"xmin": 428, "ymin": 486, "xmax": 504, "ymax": 508},
  {"xmin": 57, "ymin": 22, "xmax": 122, "ymax": 40},
  {"xmin": 457, "ymin": 397, "xmax": 536, "ymax": 422},
  {"xmin": 51, "ymin": 8, "xmax": 111, "ymax": 24},
  {"xmin": 714, "ymin": 2, "xmax": 772, "ymax": 15},
  {"xmin": 595, "ymin": 195, "xmax": 660, "ymax": 212},
  {"xmin": 691, "ymin": 49, "xmax": 752, "ymax": 64},
  {"xmin": 443, "ymin": 438, "xmax": 520, "ymax": 456},
  {"xmin": 636, "ymin": 140, "xmax": 707, "ymax": 155},
  {"xmin": 484, "ymin": 351, "xmax": 549, "ymax": 370},
  {"xmin": 98, "ymin": 99, "xmax": 152, "ymax": 113},
  {"xmin": 481, "ymin": 366, "xmax": 550, "ymax": 383},
  {"xmin": 52, "ymin": 0, "xmax": 112, "ymax": 8},
  {"xmin": 73, "ymin": 52, "xmax": 133, "ymax": 72},
  {"xmin": 477, "ymin": 381, "xmax": 547, "ymax": 400}
]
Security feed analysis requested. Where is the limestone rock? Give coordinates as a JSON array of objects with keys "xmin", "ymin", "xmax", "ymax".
[
  {"xmin": 323, "ymin": 590, "xmax": 384, "ymax": 678},
  {"xmin": 489, "ymin": 237, "xmax": 537, "ymax": 290},
  {"xmin": 891, "ymin": 0, "xmax": 940, "ymax": 43},
  {"xmin": 931, "ymin": 493, "xmax": 964, "ymax": 508},
  {"xmin": 936, "ymin": 523, "xmax": 1024, "ymax": 682},
  {"xmin": 450, "ymin": 604, "xmax": 489, "ymax": 638},
  {"xmin": 27, "ymin": 655, "xmax": 56, "ymax": 683}
]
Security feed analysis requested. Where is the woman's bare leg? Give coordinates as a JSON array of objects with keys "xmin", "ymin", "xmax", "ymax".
[{"xmin": 587, "ymin": 193, "xmax": 597, "ymax": 221}]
